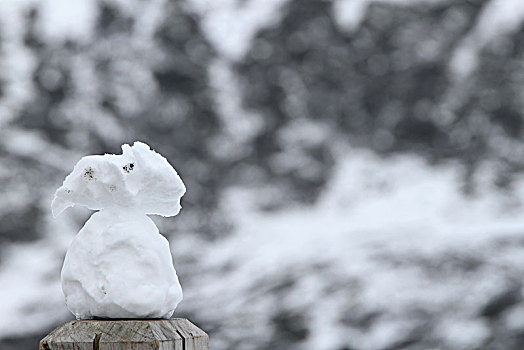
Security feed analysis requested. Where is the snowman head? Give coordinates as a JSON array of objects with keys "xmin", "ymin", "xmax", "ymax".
[{"xmin": 52, "ymin": 141, "xmax": 186, "ymax": 217}]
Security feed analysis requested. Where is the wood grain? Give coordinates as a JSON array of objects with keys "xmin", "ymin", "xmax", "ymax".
[{"xmin": 39, "ymin": 319, "xmax": 208, "ymax": 350}]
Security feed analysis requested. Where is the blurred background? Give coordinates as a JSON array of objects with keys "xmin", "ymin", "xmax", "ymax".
[{"xmin": 1, "ymin": 0, "xmax": 524, "ymax": 349}]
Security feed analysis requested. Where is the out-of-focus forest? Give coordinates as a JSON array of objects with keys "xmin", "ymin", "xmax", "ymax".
[{"xmin": 1, "ymin": 0, "xmax": 524, "ymax": 349}]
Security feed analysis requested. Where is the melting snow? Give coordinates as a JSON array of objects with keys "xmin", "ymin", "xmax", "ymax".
[{"xmin": 53, "ymin": 141, "xmax": 185, "ymax": 319}]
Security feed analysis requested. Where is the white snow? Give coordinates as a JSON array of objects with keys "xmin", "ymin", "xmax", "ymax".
[
  {"xmin": 179, "ymin": 148, "xmax": 524, "ymax": 349},
  {"xmin": 39, "ymin": 0, "xmax": 97, "ymax": 42},
  {"xmin": 61, "ymin": 209, "xmax": 182, "ymax": 319},
  {"xmin": 187, "ymin": 0, "xmax": 289, "ymax": 61},
  {"xmin": 0, "ymin": 241, "xmax": 70, "ymax": 336},
  {"xmin": 435, "ymin": 318, "xmax": 491, "ymax": 349},
  {"xmin": 53, "ymin": 141, "xmax": 185, "ymax": 319},
  {"xmin": 52, "ymin": 141, "xmax": 186, "ymax": 217},
  {"xmin": 0, "ymin": 0, "xmax": 38, "ymax": 119},
  {"xmin": 332, "ymin": 0, "xmax": 449, "ymax": 33},
  {"xmin": 207, "ymin": 59, "xmax": 264, "ymax": 160},
  {"xmin": 450, "ymin": 0, "xmax": 524, "ymax": 78}
]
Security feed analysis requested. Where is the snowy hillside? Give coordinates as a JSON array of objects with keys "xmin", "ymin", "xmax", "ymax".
[{"xmin": 180, "ymin": 149, "xmax": 524, "ymax": 349}]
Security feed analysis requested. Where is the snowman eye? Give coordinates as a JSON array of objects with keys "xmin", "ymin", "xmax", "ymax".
[
  {"xmin": 83, "ymin": 167, "xmax": 95, "ymax": 181},
  {"xmin": 122, "ymin": 163, "xmax": 135, "ymax": 173}
]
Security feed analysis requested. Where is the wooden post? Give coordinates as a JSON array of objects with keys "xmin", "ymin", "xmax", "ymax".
[{"xmin": 39, "ymin": 318, "xmax": 208, "ymax": 350}]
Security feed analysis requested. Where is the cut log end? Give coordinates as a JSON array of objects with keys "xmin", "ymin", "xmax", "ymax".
[{"xmin": 39, "ymin": 318, "xmax": 209, "ymax": 350}]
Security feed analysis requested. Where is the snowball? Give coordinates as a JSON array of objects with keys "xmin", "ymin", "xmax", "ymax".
[
  {"xmin": 61, "ymin": 210, "xmax": 183, "ymax": 319},
  {"xmin": 53, "ymin": 141, "xmax": 186, "ymax": 319},
  {"xmin": 52, "ymin": 141, "xmax": 186, "ymax": 217}
]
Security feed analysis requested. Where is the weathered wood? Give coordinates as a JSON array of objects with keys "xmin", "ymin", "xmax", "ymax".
[{"xmin": 39, "ymin": 318, "xmax": 208, "ymax": 350}]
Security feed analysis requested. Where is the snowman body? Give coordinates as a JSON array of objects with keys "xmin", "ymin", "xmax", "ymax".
[
  {"xmin": 53, "ymin": 142, "xmax": 186, "ymax": 319},
  {"xmin": 62, "ymin": 209, "xmax": 182, "ymax": 319}
]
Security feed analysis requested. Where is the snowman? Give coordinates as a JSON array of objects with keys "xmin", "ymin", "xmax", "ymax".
[{"xmin": 52, "ymin": 141, "xmax": 185, "ymax": 319}]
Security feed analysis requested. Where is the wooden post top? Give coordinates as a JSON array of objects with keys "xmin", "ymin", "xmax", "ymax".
[{"xmin": 39, "ymin": 318, "xmax": 208, "ymax": 350}]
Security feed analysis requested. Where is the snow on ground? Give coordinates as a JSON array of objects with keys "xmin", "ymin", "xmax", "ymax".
[
  {"xmin": 0, "ymin": 200, "xmax": 76, "ymax": 336},
  {"xmin": 179, "ymin": 148, "xmax": 524, "ymax": 349}
]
